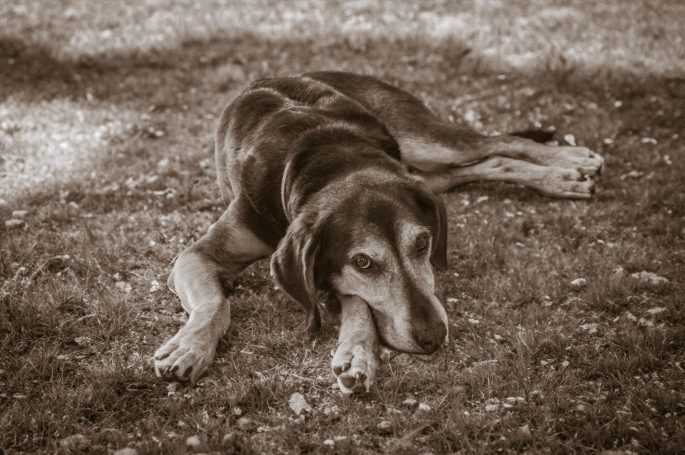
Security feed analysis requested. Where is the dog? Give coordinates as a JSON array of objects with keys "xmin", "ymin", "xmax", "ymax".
[{"xmin": 154, "ymin": 71, "xmax": 603, "ymax": 393}]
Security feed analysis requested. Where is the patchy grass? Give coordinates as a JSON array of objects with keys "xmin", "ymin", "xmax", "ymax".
[{"xmin": 1, "ymin": 0, "xmax": 684, "ymax": 453}]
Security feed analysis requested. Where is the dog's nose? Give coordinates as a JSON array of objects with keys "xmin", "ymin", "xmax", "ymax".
[{"xmin": 412, "ymin": 323, "xmax": 447, "ymax": 353}]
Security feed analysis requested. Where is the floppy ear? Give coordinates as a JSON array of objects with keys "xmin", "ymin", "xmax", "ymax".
[
  {"xmin": 270, "ymin": 215, "xmax": 325, "ymax": 333},
  {"xmin": 413, "ymin": 187, "xmax": 448, "ymax": 270}
]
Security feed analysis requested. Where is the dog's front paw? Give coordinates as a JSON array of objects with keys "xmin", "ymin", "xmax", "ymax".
[
  {"xmin": 332, "ymin": 341, "xmax": 377, "ymax": 394},
  {"xmin": 154, "ymin": 327, "xmax": 217, "ymax": 384}
]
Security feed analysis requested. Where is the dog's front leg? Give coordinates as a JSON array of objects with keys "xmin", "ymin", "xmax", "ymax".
[
  {"xmin": 154, "ymin": 200, "xmax": 272, "ymax": 383},
  {"xmin": 332, "ymin": 295, "xmax": 379, "ymax": 394}
]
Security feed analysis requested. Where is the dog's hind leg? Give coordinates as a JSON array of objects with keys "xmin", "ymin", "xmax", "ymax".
[
  {"xmin": 154, "ymin": 197, "xmax": 273, "ymax": 383},
  {"xmin": 413, "ymin": 156, "xmax": 595, "ymax": 199},
  {"xmin": 304, "ymin": 72, "xmax": 602, "ymax": 183},
  {"xmin": 331, "ymin": 294, "xmax": 378, "ymax": 394}
]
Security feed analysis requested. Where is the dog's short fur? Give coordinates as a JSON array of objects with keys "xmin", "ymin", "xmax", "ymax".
[{"xmin": 154, "ymin": 72, "xmax": 603, "ymax": 392}]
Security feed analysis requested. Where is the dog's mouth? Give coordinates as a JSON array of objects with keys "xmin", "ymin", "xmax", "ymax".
[{"xmin": 367, "ymin": 304, "xmax": 444, "ymax": 355}]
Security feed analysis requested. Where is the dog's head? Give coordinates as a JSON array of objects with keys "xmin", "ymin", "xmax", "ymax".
[{"xmin": 271, "ymin": 179, "xmax": 448, "ymax": 354}]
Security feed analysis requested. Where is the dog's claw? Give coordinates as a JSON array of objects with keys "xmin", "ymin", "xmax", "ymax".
[{"xmin": 154, "ymin": 329, "xmax": 216, "ymax": 385}]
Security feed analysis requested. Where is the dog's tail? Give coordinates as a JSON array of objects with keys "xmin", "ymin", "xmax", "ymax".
[{"xmin": 509, "ymin": 129, "xmax": 555, "ymax": 144}]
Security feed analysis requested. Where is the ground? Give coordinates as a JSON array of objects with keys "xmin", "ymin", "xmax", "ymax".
[{"xmin": 1, "ymin": 1, "xmax": 684, "ymax": 453}]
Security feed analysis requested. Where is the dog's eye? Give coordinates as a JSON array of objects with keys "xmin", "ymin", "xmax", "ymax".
[
  {"xmin": 416, "ymin": 233, "xmax": 429, "ymax": 252},
  {"xmin": 353, "ymin": 254, "xmax": 373, "ymax": 270}
]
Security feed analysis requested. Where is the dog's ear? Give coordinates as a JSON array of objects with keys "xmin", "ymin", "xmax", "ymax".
[
  {"xmin": 412, "ymin": 187, "xmax": 448, "ymax": 270},
  {"xmin": 270, "ymin": 214, "xmax": 326, "ymax": 333}
]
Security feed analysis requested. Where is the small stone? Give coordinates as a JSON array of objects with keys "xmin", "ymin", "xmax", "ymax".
[
  {"xmin": 563, "ymin": 134, "xmax": 576, "ymax": 146},
  {"xmin": 646, "ymin": 307, "xmax": 666, "ymax": 316},
  {"xmin": 232, "ymin": 406, "xmax": 243, "ymax": 416},
  {"xmin": 288, "ymin": 392, "xmax": 312, "ymax": 415},
  {"xmin": 236, "ymin": 417, "xmax": 252, "ymax": 429},
  {"xmin": 467, "ymin": 318, "xmax": 480, "ymax": 324},
  {"xmin": 149, "ymin": 280, "xmax": 161, "ymax": 292},
  {"xmin": 166, "ymin": 382, "xmax": 179, "ymax": 397},
  {"xmin": 113, "ymin": 448, "xmax": 137, "ymax": 455},
  {"xmin": 575, "ymin": 404, "xmax": 586, "ymax": 412},
  {"xmin": 59, "ymin": 434, "xmax": 90, "ymax": 451},
  {"xmin": 638, "ymin": 318, "xmax": 654, "ymax": 328},
  {"xmin": 73, "ymin": 336, "xmax": 91, "ymax": 347},
  {"xmin": 11, "ymin": 209, "xmax": 28, "ymax": 218},
  {"xmin": 186, "ymin": 435, "xmax": 201, "ymax": 449},
  {"xmin": 519, "ymin": 424, "xmax": 531, "ymax": 436},
  {"xmin": 485, "ymin": 403, "xmax": 500, "ymax": 412},
  {"xmin": 417, "ymin": 402, "xmax": 432, "ymax": 412},
  {"xmin": 5, "ymin": 219, "xmax": 24, "ymax": 228},
  {"xmin": 377, "ymin": 420, "xmax": 392, "ymax": 432},
  {"xmin": 570, "ymin": 277, "xmax": 587, "ymax": 288},
  {"xmin": 580, "ymin": 323, "xmax": 598, "ymax": 334},
  {"xmin": 630, "ymin": 271, "xmax": 669, "ymax": 287},
  {"xmin": 641, "ymin": 137, "xmax": 657, "ymax": 144},
  {"xmin": 620, "ymin": 170, "xmax": 644, "ymax": 180},
  {"xmin": 402, "ymin": 398, "xmax": 418, "ymax": 408},
  {"xmin": 323, "ymin": 439, "xmax": 335, "ymax": 448}
]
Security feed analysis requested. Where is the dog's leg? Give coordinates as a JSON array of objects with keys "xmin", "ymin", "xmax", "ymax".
[
  {"xmin": 414, "ymin": 156, "xmax": 595, "ymax": 198},
  {"xmin": 303, "ymin": 72, "xmax": 603, "ymax": 176},
  {"xmin": 398, "ymin": 130, "xmax": 603, "ymax": 177},
  {"xmin": 331, "ymin": 294, "xmax": 378, "ymax": 394},
  {"xmin": 154, "ymin": 198, "xmax": 273, "ymax": 383}
]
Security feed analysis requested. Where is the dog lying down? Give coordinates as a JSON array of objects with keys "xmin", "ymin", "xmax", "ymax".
[{"xmin": 154, "ymin": 71, "xmax": 603, "ymax": 393}]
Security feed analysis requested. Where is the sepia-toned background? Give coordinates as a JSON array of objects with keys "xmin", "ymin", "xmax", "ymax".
[{"xmin": 1, "ymin": 1, "xmax": 683, "ymax": 453}]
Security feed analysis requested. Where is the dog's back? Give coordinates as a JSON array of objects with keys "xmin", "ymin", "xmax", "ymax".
[{"xmin": 214, "ymin": 75, "xmax": 404, "ymax": 244}]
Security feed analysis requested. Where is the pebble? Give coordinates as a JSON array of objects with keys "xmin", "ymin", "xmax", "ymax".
[
  {"xmin": 59, "ymin": 434, "xmax": 90, "ymax": 451},
  {"xmin": 485, "ymin": 403, "xmax": 500, "ymax": 412},
  {"xmin": 638, "ymin": 318, "xmax": 654, "ymax": 328},
  {"xmin": 323, "ymin": 439, "xmax": 335, "ymax": 448},
  {"xmin": 11, "ymin": 210, "xmax": 28, "ymax": 218},
  {"xmin": 630, "ymin": 271, "xmax": 669, "ymax": 287},
  {"xmin": 377, "ymin": 420, "xmax": 392, "ymax": 432},
  {"xmin": 563, "ymin": 134, "xmax": 576, "ymax": 146},
  {"xmin": 580, "ymin": 323, "xmax": 598, "ymax": 334},
  {"xmin": 570, "ymin": 277, "xmax": 587, "ymax": 288},
  {"xmin": 113, "ymin": 448, "xmax": 138, "ymax": 455},
  {"xmin": 5, "ymin": 219, "xmax": 24, "ymax": 228},
  {"xmin": 237, "ymin": 417, "xmax": 252, "ymax": 429},
  {"xmin": 417, "ymin": 402, "xmax": 432, "ymax": 412},
  {"xmin": 288, "ymin": 392, "xmax": 312, "ymax": 415},
  {"xmin": 186, "ymin": 435, "xmax": 202, "ymax": 449},
  {"xmin": 402, "ymin": 398, "xmax": 418, "ymax": 408},
  {"xmin": 646, "ymin": 307, "xmax": 666, "ymax": 316}
]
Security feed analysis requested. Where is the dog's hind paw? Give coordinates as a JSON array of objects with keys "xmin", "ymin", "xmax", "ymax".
[{"xmin": 332, "ymin": 341, "xmax": 377, "ymax": 394}]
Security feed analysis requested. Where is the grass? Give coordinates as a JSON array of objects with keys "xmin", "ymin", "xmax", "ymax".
[{"xmin": 1, "ymin": 0, "xmax": 684, "ymax": 453}]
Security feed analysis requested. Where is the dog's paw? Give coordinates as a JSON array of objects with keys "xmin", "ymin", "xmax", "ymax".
[
  {"xmin": 154, "ymin": 327, "xmax": 217, "ymax": 384},
  {"xmin": 537, "ymin": 167, "xmax": 596, "ymax": 199},
  {"xmin": 332, "ymin": 342, "xmax": 377, "ymax": 394},
  {"xmin": 539, "ymin": 146, "xmax": 604, "ymax": 176}
]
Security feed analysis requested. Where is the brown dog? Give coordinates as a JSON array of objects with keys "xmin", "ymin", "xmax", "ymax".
[{"xmin": 154, "ymin": 72, "xmax": 603, "ymax": 393}]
